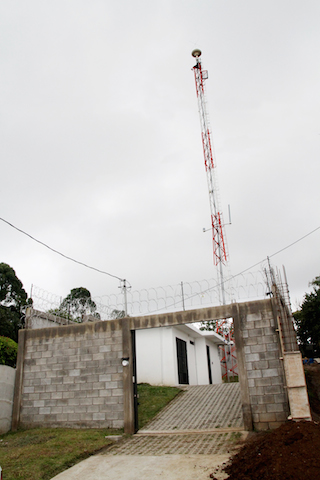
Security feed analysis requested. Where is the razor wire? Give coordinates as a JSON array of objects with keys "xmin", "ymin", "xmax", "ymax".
[{"xmin": 30, "ymin": 268, "xmax": 269, "ymax": 321}]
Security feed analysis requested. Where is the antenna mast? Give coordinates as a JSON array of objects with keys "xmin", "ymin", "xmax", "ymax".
[{"xmin": 192, "ymin": 49, "xmax": 228, "ymax": 305}]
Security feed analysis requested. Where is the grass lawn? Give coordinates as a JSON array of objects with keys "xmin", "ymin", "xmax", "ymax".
[
  {"xmin": 0, "ymin": 384, "xmax": 181, "ymax": 480},
  {"xmin": 137, "ymin": 383, "xmax": 181, "ymax": 429}
]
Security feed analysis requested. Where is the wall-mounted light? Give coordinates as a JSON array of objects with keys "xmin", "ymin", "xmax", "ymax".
[{"xmin": 122, "ymin": 357, "xmax": 129, "ymax": 367}]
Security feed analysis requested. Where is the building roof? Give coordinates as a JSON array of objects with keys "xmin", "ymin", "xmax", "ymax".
[{"xmin": 174, "ymin": 323, "xmax": 227, "ymax": 345}]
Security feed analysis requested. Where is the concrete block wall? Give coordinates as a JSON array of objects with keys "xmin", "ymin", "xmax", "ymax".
[
  {"xmin": 241, "ymin": 303, "xmax": 289, "ymax": 430},
  {"xmin": 17, "ymin": 320, "xmax": 124, "ymax": 429},
  {"xmin": 0, "ymin": 365, "xmax": 16, "ymax": 433}
]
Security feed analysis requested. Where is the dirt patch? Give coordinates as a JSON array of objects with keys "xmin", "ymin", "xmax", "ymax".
[
  {"xmin": 208, "ymin": 364, "xmax": 320, "ymax": 480},
  {"xmin": 304, "ymin": 363, "xmax": 320, "ymax": 421},
  {"xmin": 219, "ymin": 420, "xmax": 320, "ymax": 480}
]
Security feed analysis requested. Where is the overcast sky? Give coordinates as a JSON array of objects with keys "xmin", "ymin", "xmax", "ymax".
[{"xmin": 1, "ymin": 0, "xmax": 319, "ymax": 314}]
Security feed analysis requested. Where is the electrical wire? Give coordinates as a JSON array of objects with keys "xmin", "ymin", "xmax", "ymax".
[
  {"xmin": 146, "ymin": 224, "xmax": 320, "ymax": 313},
  {"xmin": 0, "ymin": 216, "xmax": 124, "ymax": 282},
  {"xmin": 1, "ymin": 215, "xmax": 319, "ymax": 305}
]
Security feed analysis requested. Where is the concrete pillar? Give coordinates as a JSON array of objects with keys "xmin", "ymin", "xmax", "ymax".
[
  {"xmin": 122, "ymin": 317, "xmax": 135, "ymax": 434},
  {"xmin": 232, "ymin": 304, "xmax": 253, "ymax": 431}
]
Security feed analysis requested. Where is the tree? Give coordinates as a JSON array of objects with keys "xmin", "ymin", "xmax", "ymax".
[
  {"xmin": 54, "ymin": 287, "xmax": 100, "ymax": 322},
  {"xmin": 293, "ymin": 276, "xmax": 320, "ymax": 357},
  {"xmin": 0, "ymin": 263, "xmax": 28, "ymax": 342},
  {"xmin": 0, "ymin": 336, "xmax": 18, "ymax": 367},
  {"xmin": 109, "ymin": 309, "xmax": 126, "ymax": 320}
]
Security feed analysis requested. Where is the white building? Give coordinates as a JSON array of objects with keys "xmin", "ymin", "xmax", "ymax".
[{"xmin": 135, "ymin": 324, "xmax": 227, "ymax": 386}]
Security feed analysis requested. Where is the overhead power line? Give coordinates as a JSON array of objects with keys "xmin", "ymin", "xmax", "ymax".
[
  {"xmin": 147, "ymin": 224, "xmax": 320, "ymax": 313},
  {"xmin": 0, "ymin": 216, "xmax": 123, "ymax": 282},
  {"xmin": 1, "ymin": 215, "xmax": 319, "ymax": 295}
]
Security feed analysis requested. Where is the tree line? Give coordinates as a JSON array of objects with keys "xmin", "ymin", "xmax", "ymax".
[{"xmin": 0, "ymin": 263, "xmax": 103, "ymax": 343}]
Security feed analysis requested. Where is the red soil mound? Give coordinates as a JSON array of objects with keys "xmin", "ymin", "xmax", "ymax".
[{"xmin": 223, "ymin": 420, "xmax": 320, "ymax": 480}]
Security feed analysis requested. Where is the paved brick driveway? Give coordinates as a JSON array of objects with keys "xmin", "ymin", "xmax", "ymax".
[{"xmin": 104, "ymin": 383, "xmax": 245, "ymax": 456}]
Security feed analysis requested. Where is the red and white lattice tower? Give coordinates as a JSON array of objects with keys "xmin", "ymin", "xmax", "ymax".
[
  {"xmin": 191, "ymin": 48, "xmax": 228, "ymax": 306},
  {"xmin": 192, "ymin": 49, "xmax": 237, "ymax": 380}
]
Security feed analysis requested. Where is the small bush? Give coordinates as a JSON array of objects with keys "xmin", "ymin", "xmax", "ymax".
[{"xmin": 0, "ymin": 336, "xmax": 18, "ymax": 367}]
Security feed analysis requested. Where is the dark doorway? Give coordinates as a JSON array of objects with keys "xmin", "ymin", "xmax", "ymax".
[
  {"xmin": 176, "ymin": 337, "xmax": 189, "ymax": 384},
  {"xmin": 206, "ymin": 345, "xmax": 213, "ymax": 384}
]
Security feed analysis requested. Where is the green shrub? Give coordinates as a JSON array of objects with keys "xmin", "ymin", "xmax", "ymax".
[{"xmin": 0, "ymin": 336, "xmax": 18, "ymax": 367}]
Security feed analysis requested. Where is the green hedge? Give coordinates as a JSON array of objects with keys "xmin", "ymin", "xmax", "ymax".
[{"xmin": 0, "ymin": 336, "xmax": 18, "ymax": 368}]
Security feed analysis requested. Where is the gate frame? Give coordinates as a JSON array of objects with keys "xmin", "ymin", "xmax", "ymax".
[{"xmin": 122, "ymin": 300, "xmax": 269, "ymax": 434}]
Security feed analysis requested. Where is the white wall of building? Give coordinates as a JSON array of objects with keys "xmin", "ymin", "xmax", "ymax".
[{"xmin": 136, "ymin": 324, "xmax": 224, "ymax": 386}]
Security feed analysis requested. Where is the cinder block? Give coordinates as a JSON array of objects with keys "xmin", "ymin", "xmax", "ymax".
[
  {"xmin": 62, "ymin": 406, "xmax": 75, "ymax": 414},
  {"xmin": 45, "ymin": 385, "xmax": 57, "ymax": 393},
  {"xmin": 259, "ymin": 412, "xmax": 277, "ymax": 423},
  {"xmin": 246, "ymin": 353, "xmax": 260, "ymax": 362},
  {"xmin": 99, "ymin": 374, "xmax": 112, "ymax": 382},
  {"xmin": 41, "ymin": 351, "xmax": 53, "ymax": 358},
  {"xmin": 254, "ymin": 319, "xmax": 271, "ymax": 329},
  {"xmin": 39, "ymin": 407, "xmax": 51, "ymax": 415},
  {"xmin": 266, "ymin": 404, "xmax": 285, "ymax": 413},
  {"xmin": 243, "ymin": 337, "xmax": 258, "ymax": 346},
  {"xmin": 63, "ymin": 376, "xmax": 75, "ymax": 384},
  {"xmin": 251, "ymin": 404, "xmax": 267, "ymax": 414},
  {"xmin": 258, "ymin": 394, "xmax": 275, "ymax": 405},
  {"xmin": 111, "ymin": 343, "xmax": 122, "ymax": 352},
  {"xmin": 248, "ymin": 386, "xmax": 265, "ymax": 396},
  {"xmin": 254, "ymin": 377, "xmax": 272, "ymax": 387},
  {"xmin": 274, "ymin": 394, "xmax": 286, "ymax": 404},
  {"xmin": 49, "ymin": 406, "xmax": 63, "ymax": 415},
  {"xmin": 78, "ymin": 397, "xmax": 93, "ymax": 406},
  {"xmin": 271, "ymin": 377, "xmax": 285, "ymax": 386},
  {"xmin": 23, "ymin": 386, "xmax": 35, "ymax": 394},
  {"xmin": 33, "ymin": 414, "xmax": 46, "ymax": 422},
  {"xmin": 99, "ymin": 345, "xmax": 111, "ymax": 353},
  {"xmin": 250, "ymin": 344, "xmax": 267, "ymax": 354},
  {"xmin": 267, "ymin": 359, "xmax": 280, "ymax": 369},
  {"xmin": 74, "ymin": 406, "xmax": 87, "ymax": 413},
  {"xmin": 247, "ymin": 370, "xmax": 262, "ymax": 379},
  {"xmin": 74, "ymin": 375, "xmax": 87, "ymax": 384},
  {"xmin": 111, "ymin": 389, "xmax": 123, "ymax": 397},
  {"xmin": 80, "ymin": 354, "xmax": 93, "ymax": 362},
  {"xmin": 29, "ymin": 393, "xmax": 40, "ymax": 401},
  {"xmin": 68, "ymin": 413, "xmax": 81, "ymax": 421},
  {"xmin": 112, "ymin": 420, "xmax": 124, "ymax": 429},
  {"xmin": 99, "ymin": 389, "xmax": 113, "ymax": 397},
  {"xmin": 88, "ymin": 405, "xmax": 100, "ymax": 413},
  {"xmin": 264, "ymin": 385, "xmax": 281, "ymax": 395},
  {"xmin": 260, "ymin": 351, "xmax": 278, "ymax": 361},
  {"xmin": 267, "ymin": 343, "xmax": 279, "ymax": 352},
  {"xmin": 263, "ymin": 327, "xmax": 275, "ymax": 336},
  {"xmin": 62, "ymin": 391, "xmax": 75, "ymax": 399},
  {"xmin": 93, "ymin": 413, "xmax": 106, "ymax": 421},
  {"xmin": 252, "ymin": 360, "xmax": 268, "ymax": 370},
  {"xmin": 111, "ymin": 404, "xmax": 123, "ymax": 412},
  {"xmin": 276, "ymin": 411, "xmax": 289, "ymax": 422},
  {"xmin": 105, "ymin": 381, "xmax": 118, "ymax": 389},
  {"xmin": 262, "ymin": 368, "xmax": 279, "ymax": 378},
  {"xmin": 44, "ymin": 399, "xmax": 58, "ymax": 407},
  {"xmin": 93, "ymin": 353, "xmax": 105, "ymax": 361}
]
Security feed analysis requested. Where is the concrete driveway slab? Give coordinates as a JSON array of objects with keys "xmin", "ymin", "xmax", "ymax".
[{"xmin": 50, "ymin": 454, "xmax": 231, "ymax": 480}]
